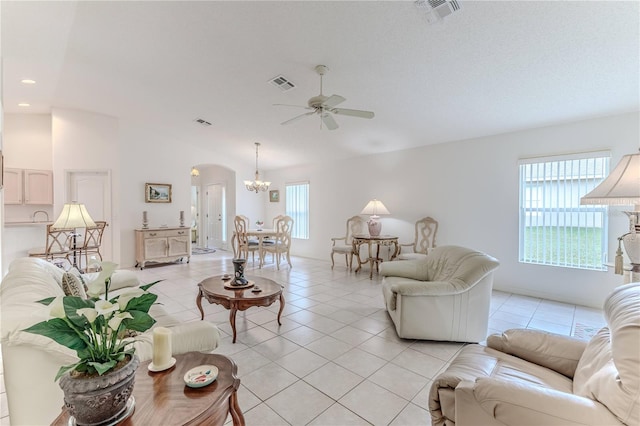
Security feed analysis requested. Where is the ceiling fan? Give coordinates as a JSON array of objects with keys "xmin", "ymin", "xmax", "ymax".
[{"xmin": 275, "ymin": 65, "xmax": 375, "ymax": 130}]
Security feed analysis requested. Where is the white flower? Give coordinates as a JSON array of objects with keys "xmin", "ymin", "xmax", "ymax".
[
  {"xmin": 77, "ymin": 308, "xmax": 98, "ymax": 323},
  {"xmin": 94, "ymin": 300, "xmax": 119, "ymax": 318},
  {"xmin": 117, "ymin": 287, "xmax": 145, "ymax": 310},
  {"xmin": 108, "ymin": 312, "xmax": 133, "ymax": 331},
  {"xmin": 50, "ymin": 296, "xmax": 65, "ymax": 319},
  {"xmin": 86, "ymin": 261, "xmax": 119, "ymax": 297}
]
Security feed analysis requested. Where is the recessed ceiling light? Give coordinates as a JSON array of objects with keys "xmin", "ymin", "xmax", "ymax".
[
  {"xmin": 18, "ymin": 103, "xmax": 30, "ymax": 107},
  {"xmin": 21, "ymin": 79, "xmax": 36, "ymax": 84}
]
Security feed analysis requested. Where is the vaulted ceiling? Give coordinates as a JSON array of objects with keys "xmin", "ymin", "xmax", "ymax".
[{"xmin": 2, "ymin": 1, "xmax": 639, "ymax": 170}]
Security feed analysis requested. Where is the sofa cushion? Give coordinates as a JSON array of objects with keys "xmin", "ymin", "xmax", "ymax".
[
  {"xmin": 573, "ymin": 283, "xmax": 640, "ymax": 425},
  {"xmin": 61, "ymin": 272, "xmax": 87, "ymax": 298}
]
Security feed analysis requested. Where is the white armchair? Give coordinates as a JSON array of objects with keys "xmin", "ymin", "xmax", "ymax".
[
  {"xmin": 429, "ymin": 282, "xmax": 639, "ymax": 426},
  {"xmin": 379, "ymin": 245, "xmax": 499, "ymax": 342}
]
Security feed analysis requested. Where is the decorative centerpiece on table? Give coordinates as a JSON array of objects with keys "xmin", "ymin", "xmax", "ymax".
[
  {"xmin": 23, "ymin": 262, "xmax": 161, "ymax": 426},
  {"xmin": 255, "ymin": 220, "xmax": 264, "ymax": 231},
  {"xmin": 231, "ymin": 258, "xmax": 249, "ymax": 286}
]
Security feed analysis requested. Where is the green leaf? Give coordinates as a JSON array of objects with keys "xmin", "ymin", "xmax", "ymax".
[
  {"xmin": 54, "ymin": 363, "xmax": 80, "ymax": 382},
  {"xmin": 125, "ymin": 293, "xmax": 158, "ymax": 313},
  {"xmin": 23, "ymin": 318, "xmax": 88, "ymax": 353},
  {"xmin": 140, "ymin": 280, "xmax": 163, "ymax": 292},
  {"xmin": 88, "ymin": 359, "xmax": 117, "ymax": 375},
  {"xmin": 123, "ymin": 310, "xmax": 156, "ymax": 332},
  {"xmin": 63, "ymin": 297, "xmax": 95, "ymax": 328},
  {"xmin": 36, "ymin": 296, "xmax": 56, "ymax": 306}
]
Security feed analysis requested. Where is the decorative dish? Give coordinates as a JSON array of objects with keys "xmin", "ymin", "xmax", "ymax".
[
  {"xmin": 148, "ymin": 357, "xmax": 176, "ymax": 372},
  {"xmin": 184, "ymin": 365, "xmax": 219, "ymax": 388}
]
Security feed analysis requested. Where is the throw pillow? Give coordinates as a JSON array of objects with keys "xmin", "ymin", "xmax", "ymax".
[{"xmin": 62, "ymin": 272, "xmax": 87, "ymax": 299}]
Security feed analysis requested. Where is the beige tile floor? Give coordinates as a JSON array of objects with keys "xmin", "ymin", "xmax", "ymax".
[{"xmin": 0, "ymin": 250, "xmax": 606, "ymax": 425}]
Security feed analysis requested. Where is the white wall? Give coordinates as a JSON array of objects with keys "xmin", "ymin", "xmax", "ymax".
[
  {"xmin": 52, "ymin": 108, "xmax": 120, "ymax": 262},
  {"xmin": 116, "ymin": 120, "xmax": 262, "ymax": 267},
  {"xmin": 3, "ymin": 109, "xmax": 637, "ymax": 308},
  {"xmin": 266, "ymin": 112, "xmax": 639, "ymax": 308}
]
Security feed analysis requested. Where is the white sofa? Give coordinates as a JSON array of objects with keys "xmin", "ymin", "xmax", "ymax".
[
  {"xmin": 0, "ymin": 257, "xmax": 221, "ymax": 425},
  {"xmin": 429, "ymin": 282, "xmax": 640, "ymax": 426},
  {"xmin": 379, "ymin": 245, "xmax": 499, "ymax": 342}
]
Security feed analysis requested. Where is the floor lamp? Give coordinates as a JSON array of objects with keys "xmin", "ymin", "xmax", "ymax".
[
  {"xmin": 52, "ymin": 202, "xmax": 96, "ymax": 270},
  {"xmin": 581, "ymin": 152, "xmax": 640, "ymax": 282}
]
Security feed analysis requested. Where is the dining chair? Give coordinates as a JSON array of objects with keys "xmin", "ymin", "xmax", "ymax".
[
  {"xmin": 233, "ymin": 215, "xmax": 259, "ymax": 264},
  {"xmin": 79, "ymin": 221, "xmax": 108, "ymax": 271},
  {"xmin": 28, "ymin": 224, "xmax": 75, "ymax": 267},
  {"xmin": 260, "ymin": 215, "xmax": 294, "ymax": 270},
  {"xmin": 330, "ymin": 215, "xmax": 366, "ymax": 269},
  {"xmin": 397, "ymin": 216, "xmax": 438, "ymax": 260}
]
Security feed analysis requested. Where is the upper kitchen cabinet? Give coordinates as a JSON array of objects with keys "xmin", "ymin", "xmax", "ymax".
[{"xmin": 3, "ymin": 168, "xmax": 53, "ymax": 205}]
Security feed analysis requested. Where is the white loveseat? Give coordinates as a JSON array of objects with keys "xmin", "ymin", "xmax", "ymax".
[
  {"xmin": 379, "ymin": 245, "xmax": 499, "ymax": 342},
  {"xmin": 429, "ymin": 282, "xmax": 640, "ymax": 426},
  {"xmin": 1, "ymin": 257, "xmax": 221, "ymax": 425}
]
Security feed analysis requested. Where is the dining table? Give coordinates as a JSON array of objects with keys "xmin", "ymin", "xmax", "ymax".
[{"xmin": 232, "ymin": 228, "xmax": 279, "ymax": 267}]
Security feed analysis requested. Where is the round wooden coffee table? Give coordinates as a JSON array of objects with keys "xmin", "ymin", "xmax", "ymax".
[
  {"xmin": 197, "ymin": 275, "xmax": 285, "ymax": 343},
  {"xmin": 51, "ymin": 352, "xmax": 244, "ymax": 426}
]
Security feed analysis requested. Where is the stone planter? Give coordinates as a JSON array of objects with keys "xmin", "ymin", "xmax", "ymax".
[{"xmin": 59, "ymin": 355, "xmax": 139, "ymax": 426}]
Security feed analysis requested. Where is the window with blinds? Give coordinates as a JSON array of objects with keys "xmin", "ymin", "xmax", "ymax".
[
  {"xmin": 518, "ymin": 151, "xmax": 609, "ymax": 270},
  {"xmin": 285, "ymin": 182, "xmax": 309, "ymax": 239}
]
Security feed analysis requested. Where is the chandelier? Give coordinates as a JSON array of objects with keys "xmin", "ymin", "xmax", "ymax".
[
  {"xmin": 244, "ymin": 142, "xmax": 271, "ymax": 193},
  {"xmin": 190, "ymin": 167, "xmax": 200, "ymax": 177}
]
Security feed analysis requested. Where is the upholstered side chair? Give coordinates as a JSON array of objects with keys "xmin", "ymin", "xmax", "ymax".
[
  {"xmin": 397, "ymin": 216, "xmax": 438, "ymax": 261},
  {"xmin": 233, "ymin": 215, "xmax": 259, "ymax": 264},
  {"xmin": 260, "ymin": 215, "xmax": 294, "ymax": 269},
  {"xmin": 330, "ymin": 215, "xmax": 366, "ymax": 269}
]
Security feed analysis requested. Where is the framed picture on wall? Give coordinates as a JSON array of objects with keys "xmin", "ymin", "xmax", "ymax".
[
  {"xmin": 145, "ymin": 183, "xmax": 172, "ymax": 203},
  {"xmin": 269, "ymin": 190, "xmax": 279, "ymax": 203}
]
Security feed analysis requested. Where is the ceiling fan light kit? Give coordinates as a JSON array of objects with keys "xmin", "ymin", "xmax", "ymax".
[{"xmin": 276, "ymin": 64, "xmax": 375, "ymax": 130}]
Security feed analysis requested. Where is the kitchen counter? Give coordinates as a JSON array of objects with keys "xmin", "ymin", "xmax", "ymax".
[{"xmin": 4, "ymin": 221, "xmax": 53, "ymax": 227}]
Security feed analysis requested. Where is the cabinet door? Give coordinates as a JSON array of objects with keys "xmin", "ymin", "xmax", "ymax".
[
  {"xmin": 168, "ymin": 236, "xmax": 189, "ymax": 257},
  {"xmin": 3, "ymin": 168, "xmax": 23, "ymax": 204},
  {"xmin": 24, "ymin": 169, "xmax": 53, "ymax": 205},
  {"xmin": 144, "ymin": 238, "xmax": 167, "ymax": 259}
]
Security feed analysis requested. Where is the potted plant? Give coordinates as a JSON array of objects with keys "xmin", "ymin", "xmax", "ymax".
[{"xmin": 23, "ymin": 262, "xmax": 161, "ymax": 425}]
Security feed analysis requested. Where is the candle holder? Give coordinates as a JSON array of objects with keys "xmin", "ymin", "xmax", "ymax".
[
  {"xmin": 179, "ymin": 210, "xmax": 185, "ymax": 227},
  {"xmin": 142, "ymin": 211, "xmax": 149, "ymax": 229}
]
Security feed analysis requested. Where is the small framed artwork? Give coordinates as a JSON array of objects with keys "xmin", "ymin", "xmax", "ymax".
[
  {"xmin": 145, "ymin": 183, "xmax": 172, "ymax": 203},
  {"xmin": 269, "ymin": 190, "xmax": 280, "ymax": 203}
]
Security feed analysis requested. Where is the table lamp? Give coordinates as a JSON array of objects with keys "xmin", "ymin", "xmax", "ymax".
[
  {"xmin": 52, "ymin": 202, "xmax": 96, "ymax": 269},
  {"xmin": 581, "ymin": 152, "xmax": 640, "ymax": 281},
  {"xmin": 361, "ymin": 199, "xmax": 390, "ymax": 237}
]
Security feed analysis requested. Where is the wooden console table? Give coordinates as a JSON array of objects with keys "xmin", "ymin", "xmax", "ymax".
[
  {"xmin": 353, "ymin": 234, "xmax": 399, "ymax": 279},
  {"xmin": 51, "ymin": 352, "xmax": 244, "ymax": 426},
  {"xmin": 135, "ymin": 227, "xmax": 191, "ymax": 269}
]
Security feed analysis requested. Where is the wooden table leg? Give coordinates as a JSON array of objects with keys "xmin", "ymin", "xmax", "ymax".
[
  {"xmin": 229, "ymin": 390, "xmax": 245, "ymax": 426},
  {"xmin": 196, "ymin": 289, "xmax": 205, "ymax": 320},
  {"xmin": 277, "ymin": 292, "xmax": 285, "ymax": 326},
  {"xmin": 230, "ymin": 305, "xmax": 238, "ymax": 343}
]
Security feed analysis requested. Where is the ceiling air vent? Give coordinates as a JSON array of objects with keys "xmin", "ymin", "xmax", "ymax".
[
  {"xmin": 194, "ymin": 118, "xmax": 212, "ymax": 127},
  {"xmin": 415, "ymin": 0, "xmax": 462, "ymax": 23},
  {"xmin": 269, "ymin": 75, "xmax": 296, "ymax": 92}
]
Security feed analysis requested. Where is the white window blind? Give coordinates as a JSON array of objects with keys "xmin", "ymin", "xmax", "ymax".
[
  {"xmin": 285, "ymin": 182, "xmax": 309, "ymax": 239},
  {"xmin": 518, "ymin": 151, "xmax": 609, "ymax": 270}
]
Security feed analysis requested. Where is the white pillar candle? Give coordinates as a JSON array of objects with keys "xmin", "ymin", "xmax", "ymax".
[
  {"xmin": 142, "ymin": 211, "xmax": 148, "ymax": 222},
  {"xmin": 152, "ymin": 327, "xmax": 172, "ymax": 367}
]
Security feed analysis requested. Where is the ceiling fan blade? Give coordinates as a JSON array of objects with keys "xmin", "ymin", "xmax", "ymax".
[
  {"xmin": 273, "ymin": 103, "xmax": 313, "ymax": 110},
  {"xmin": 281, "ymin": 111, "xmax": 315, "ymax": 126},
  {"xmin": 322, "ymin": 94, "xmax": 346, "ymax": 108},
  {"xmin": 321, "ymin": 112, "xmax": 339, "ymax": 130},
  {"xmin": 331, "ymin": 108, "xmax": 375, "ymax": 119}
]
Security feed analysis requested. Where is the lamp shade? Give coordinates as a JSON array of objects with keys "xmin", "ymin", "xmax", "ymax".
[
  {"xmin": 360, "ymin": 199, "xmax": 390, "ymax": 216},
  {"xmin": 580, "ymin": 153, "xmax": 640, "ymax": 206},
  {"xmin": 52, "ymin": 202, "xmax": 96, "ymax": 229}
]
